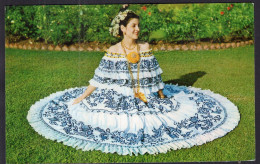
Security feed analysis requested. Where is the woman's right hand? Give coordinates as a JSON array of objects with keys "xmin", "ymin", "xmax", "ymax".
[
  {"xmin": 72, "ymin": 97, "xmax": 83, "ymax": 105},
  {"xmin": 72, "ymin": 85, "xmax": 97, "ymax": 105}
]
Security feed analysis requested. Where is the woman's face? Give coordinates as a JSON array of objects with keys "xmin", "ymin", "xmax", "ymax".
[{"xmin": 122, "ymin": 18, "xmax": 140, "ymax": 40}]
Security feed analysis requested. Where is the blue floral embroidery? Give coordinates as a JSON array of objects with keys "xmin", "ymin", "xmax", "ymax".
[
  {"xmin": 83, "ymin": 88, "xmax": 179, "ymax": 113},
  {"xmin": 92, "ymin": 74, "xmax": 163, "ymax": 88},
  {"xmin": 41, "ymin": 85, "xmax": 225, "ymax": 147},
  {"xmin": 98, "ymin": 57, "xmax": 160, "ymax": 72}
]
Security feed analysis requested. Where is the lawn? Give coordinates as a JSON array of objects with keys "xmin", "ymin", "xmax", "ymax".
[{"xmin": 5, "ymin": 45, "xmax": 255, "ymax": 163}]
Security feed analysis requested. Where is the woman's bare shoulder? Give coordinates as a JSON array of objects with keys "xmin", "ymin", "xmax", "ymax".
[
  {"xmin": 138, "ymin": 41, "xmax": 150, "ymax": 51},
  {"xmin": 107, "ymin": 43, "xmax": 120, "ymax": 53}
]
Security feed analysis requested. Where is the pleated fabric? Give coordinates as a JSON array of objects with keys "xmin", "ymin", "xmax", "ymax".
[{"xmin": 27, "ymin": 50, "xmax": 240, "ymax": 155}]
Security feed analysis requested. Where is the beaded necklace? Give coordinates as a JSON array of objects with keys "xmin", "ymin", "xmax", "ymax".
[
  {"xmin": 121, "ymin": 41, "xmax": 136, "ymax": 50},
  {"xmin": 121, "ymin": 42, "xmax": 147, "ymax": 103}
]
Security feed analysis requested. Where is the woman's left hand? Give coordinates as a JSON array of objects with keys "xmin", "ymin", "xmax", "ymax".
[{"xmin": 158, "ymin": 90, "xmax": 165, "ymax": 99}]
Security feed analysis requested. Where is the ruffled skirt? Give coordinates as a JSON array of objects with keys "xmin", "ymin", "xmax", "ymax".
[{"xmin": 27, "ymin": 84, "xmax": 240, "ymax": 155}]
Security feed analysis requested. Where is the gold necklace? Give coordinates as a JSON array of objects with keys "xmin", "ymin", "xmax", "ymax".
[
  {"xmin": 121, "ymin": 41, "xmax": 137, "ymax": 50},
  {"xmin": 121, "ymin": 42, "xmax": 140, "ymax": 64},
  {"xmin": 121, "ymin": 43, "xmax": 147, "ymax": 103}
]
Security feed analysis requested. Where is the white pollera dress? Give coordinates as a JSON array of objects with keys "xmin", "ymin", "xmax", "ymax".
[{"xmin": 27, "ymin": 49, "xmax": 240, "ymax": 155}]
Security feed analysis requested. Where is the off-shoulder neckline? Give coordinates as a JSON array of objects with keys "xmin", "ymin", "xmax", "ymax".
[{"xmin": 105, "ymin": 49, "xmax": 152, "ymax": 55}]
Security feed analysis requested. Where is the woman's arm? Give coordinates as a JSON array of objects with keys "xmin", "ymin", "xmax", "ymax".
[{"xmin": 72, "ymin": 85, "xmax": 96, "ymax": 105}]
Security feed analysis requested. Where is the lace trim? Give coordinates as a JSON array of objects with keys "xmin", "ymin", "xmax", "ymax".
[
  {"xmin": 89, "ymin": 79, "xmax": 165, "ymax": 96},
  {"xmin": 105, "ymin": 49, "xmax": 153, "ymax": 58},
  {"xmin": 27, "ymin": 85, "xmax": 240, "ymax": 155},
  {"xmin": 97, "ymin": 57, "xmax": 161, "ymax": 71},
  {"xmin": 94, "ymin": 67, "xmax": 163, "ymax": 79}
]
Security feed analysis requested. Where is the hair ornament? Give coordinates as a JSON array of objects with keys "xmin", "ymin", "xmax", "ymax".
[{"xmin": 109, "ymin": 10, "xmax": 136, "ymax": 37}]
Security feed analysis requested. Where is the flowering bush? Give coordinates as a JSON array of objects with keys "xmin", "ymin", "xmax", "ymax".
[
  {"xmin": 191, "ymin": 3, "xmax": 254, "ymax": 42},
  {"xmin": 5, "ymin": 3, "xmax": 254, "ymax": 44},
  {"xmin": 156, "ymin": 3, "xmax": 254, "ymax": 43},
  {"xmin": 129, "ymin": 4, "xmax": 173, "ymax": 42}
]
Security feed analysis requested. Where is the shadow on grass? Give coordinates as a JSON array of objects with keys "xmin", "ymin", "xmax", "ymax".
[{"xmin": 164, "ymin": 71, "xmax": 206, "ymax": 86}]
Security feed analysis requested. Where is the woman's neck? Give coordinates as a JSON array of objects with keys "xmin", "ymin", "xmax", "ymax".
[{"xmin": 122, "ymin": 37, "xmax": 137, "ymax": 48}]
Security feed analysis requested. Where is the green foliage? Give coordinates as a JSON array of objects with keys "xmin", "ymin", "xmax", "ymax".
[
  {"xmin": 136, "ymin": 4, "xmax": 173, "ymax": 42},
  {"xmin": 158, "ymin": 3, "xmax": 254, "ymax": 43},
  {"xmin": 78, "ymin": 5, "xmax": 121, "ymax": 44},
  {"xmin": 5, "ymin": 6, "xmax": 38, "ymax": 41},
  {"xmin": 5, "ymin": 3, "xmax": 254, "ymax": 44},
  {"xmin": 34, "ymin": 5, "xmax": 81, "ymax": 45},
  {"xmin": 191, "ymin": 3, "xmax": 254, "ymax": 42},
  {"xmin": 33, "ymin": 5, "xmax": 122, "ymax": 45},
  {"xmin": 149, "ymin": 29, "xmax": 167, "ymax": 42}
]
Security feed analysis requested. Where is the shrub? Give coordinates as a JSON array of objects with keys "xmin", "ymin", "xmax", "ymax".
[
  {"xmin": 158, "ymin": 3, "xmax": 254, "ymax": 43},
  {"xmin": 189, "ymin": 3, "xmax": 254, "ymax": 42},
  {"xmin": 5, "ymin": 3, "xmax": 254, "ymax": 45},
  {"xmin": 79, "ymin": 5, "xmax": 121, "ymax": 44},
  {"xmin": 34, "ymin": 5, "xmax": 83, "ymax": 45},
  {"xmin": 5, "ymin": 6, "xmax": 38, "ymax": 42},
  {"xmin": 34, "ymin": 5, "xmax": 122, "ymax": 45}
]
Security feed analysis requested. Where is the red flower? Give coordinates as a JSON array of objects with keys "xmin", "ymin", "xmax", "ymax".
[
  {"xmin": 148, "ymin": 12, "xmax": 151, "ymax": 16},
  {"xmin": 227, "ymin": 7, "xmax": 231, "ymax": 11},
  {"xmin": 220, "ymin": 11, "xmax": 224, "ymax": 15},
  {"xmin": 141, "ymin": 6, "xmax": 147, "ymax": 11},
  {"xmin": 230, "ymin": 4, "xmax": 234, "ymax": 8}
]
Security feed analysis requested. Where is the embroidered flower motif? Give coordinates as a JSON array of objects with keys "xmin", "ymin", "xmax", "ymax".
[
  {"xmin": 190, "ymin": 115, "xmax": 198, "ymax": 123},
  {"xmin": 40, "ymin": 86, "xmax": 226, "ymax": 147}
]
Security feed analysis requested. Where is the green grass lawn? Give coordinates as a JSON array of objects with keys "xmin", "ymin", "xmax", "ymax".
[{"xmin": 5, "ymin": 46, "xmax": 255, "ymax": 163}]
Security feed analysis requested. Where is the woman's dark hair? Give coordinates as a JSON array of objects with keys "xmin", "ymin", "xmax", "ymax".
[{"xmin": 118, "ymin": 11, "xmax": 139, "ymax": 36}]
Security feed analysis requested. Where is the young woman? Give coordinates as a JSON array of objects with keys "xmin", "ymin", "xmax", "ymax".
[
  {"xmin": 28, "ymin": 9, "xmax": 240, "ymax": 156},
  {"xmin": 72, "ymin": 11, "xmax": 165, "ymax": 106}
]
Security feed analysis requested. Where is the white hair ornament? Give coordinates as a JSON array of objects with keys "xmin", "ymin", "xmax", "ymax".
[{"xmin": 109, "ymin": 10, "xmax": 136, "ymax": 37}]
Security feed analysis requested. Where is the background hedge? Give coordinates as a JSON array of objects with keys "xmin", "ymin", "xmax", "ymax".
[{"xmin": 5, "ymin": 3, "xmax": 254, "ymax": 45}]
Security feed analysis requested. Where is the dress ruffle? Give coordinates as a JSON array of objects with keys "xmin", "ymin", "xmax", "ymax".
[
  {"xmin": 89, "ymin": 51, "xmax": 165, "ymax": 96},
  {"xmin": 27, "ymin": 84, "xmax": 240, "ymax": 156},
  {"xmin": 27, "ymin": 50, "xmax": 240, "ymax": 155},
  {"xmin": 89, "ymin": 78, "xmax": 164, "ymax": 96}
]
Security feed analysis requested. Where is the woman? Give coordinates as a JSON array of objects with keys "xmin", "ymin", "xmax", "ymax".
[
  {"xmin": 27, "ymin": 9, "xmax": 240, "ymax": 156},
  {"xmin": 72, "ymin": 10, "xmax": 165, "ymax": 105}
]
